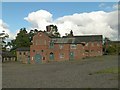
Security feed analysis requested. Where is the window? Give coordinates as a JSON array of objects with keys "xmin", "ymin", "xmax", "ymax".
[
  {"xmin": 33, "ymin": 50, "xmax": 35, "ymax": 52},
  {"xmin": 41, "ymin": 50, "xmax": 44, "ymax": 52},
  {"xmin": 59, "ymin": 44, "xmax": 63, "ymax": 49},
  {"xmin": 85, "ymin": 50, "xmax": 89, "ymax": 52},
  {"xmin": 19, "ymin": 52, "xmax": 21, "ymax": 55},
  {"xmin": 59, "ymin": 53, "xmax": 64, "ymax": 58},
  {"xmin": 50, "ymin": 41, "xmax": 54, "ymax": 48},
  {"xmin": 23, "ymin": 52, "xmax": 26, "ymax": 55},
  {"xmin": 70, "ymin": 44, "xmax": 77, "ymax": 49}
]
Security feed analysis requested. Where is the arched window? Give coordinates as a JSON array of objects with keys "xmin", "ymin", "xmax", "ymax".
[{"xmin": 49, "ymin": 52, "xmax": 54, "ymax": 60}]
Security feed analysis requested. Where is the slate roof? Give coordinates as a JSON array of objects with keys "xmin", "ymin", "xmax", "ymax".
[
  {"xmin": 74, "ymin": 35, "xmax": 103, "ymax": 43},
  {"xmin": 52, "ymin": 35, "xmax": 102, "ymax": 44},
  {"xmin": 16, "ymin": 47, "xmax": 30, "ymax": 51}
]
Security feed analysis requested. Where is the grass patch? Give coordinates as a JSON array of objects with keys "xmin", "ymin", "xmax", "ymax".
[{"xmin": 94, "ymin": 67, "xmax": 120, "ymax": 74}]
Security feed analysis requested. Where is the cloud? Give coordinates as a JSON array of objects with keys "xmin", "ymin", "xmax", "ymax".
[
  {"xmin": 24, "ymin": 10, "xmax": 53, "ymax": 30},
  {"xmin": 99, "ymin": 3, "xmax": 105, "ymax": 8},
  {"xmin": 0, "ymin": 19, "xmax": 15, "ymax": 40},
  {"xmin": 24, "ymin": 10, "xmax": 118, "ymax": 41},
  {"xmin": 99, "ymin": 3, "xmax": 119, "ymax": 11}
]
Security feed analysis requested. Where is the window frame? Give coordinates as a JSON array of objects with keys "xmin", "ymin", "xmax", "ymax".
[
  {"xmin": 70, "ymin": 44, "xmax": 77, "ymax": 49},
  {"xmin": 59, "ymin": 53, "xmax": 64, "ymax": 58}
]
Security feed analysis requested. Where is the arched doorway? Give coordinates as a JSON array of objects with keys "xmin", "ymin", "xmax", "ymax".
[
  {"xmin": 49, "ymin": 52, "xmax": 54, "ymax": 60},
  {"xmin": 34, "ymin": 54, "xmax": 42, "ymax": 63}
]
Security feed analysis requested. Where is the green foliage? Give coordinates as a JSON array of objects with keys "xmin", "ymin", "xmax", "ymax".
[
  {"xmin": 15, "ymin": 28, "xmax": 30, "ymax": 48},
  {"xmin": 106, "ymin": 45, "xmax": 117, "ymax": 54},
  {"xmin": 7, "ymin": 28, "xmax": 38, "ymax": 51}
]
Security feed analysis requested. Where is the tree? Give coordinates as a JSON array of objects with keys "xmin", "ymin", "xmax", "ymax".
[
  {"xmin": 103, "ymin": 37, "xmax": 111, "ymax": 54},
  {"xmin": 15, "ymin": 28, "xmax": 31, "ymax": 48},
  {"xmin": 7, "ymin": 28, "xmax": 40, "ymax": 51}
]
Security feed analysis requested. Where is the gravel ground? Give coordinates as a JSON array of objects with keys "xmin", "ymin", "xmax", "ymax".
[{"xmin": 2, "ymin": 55, "xmax": 119, "ymax": 88}]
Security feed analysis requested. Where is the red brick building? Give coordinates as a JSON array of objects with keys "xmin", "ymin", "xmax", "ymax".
[{"xmin": 30, "ymin": 25, "xmax": 103, "ymax": 64}]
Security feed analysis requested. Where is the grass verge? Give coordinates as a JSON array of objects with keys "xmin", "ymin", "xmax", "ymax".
[{"xmin": 94, "ymin": 67, "xmax": 120, "ymax": 74}]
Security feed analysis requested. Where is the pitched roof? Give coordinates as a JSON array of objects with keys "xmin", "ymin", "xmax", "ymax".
[
  {"xmin": 107, "ymin": 41, "xmax": 120, "ymax": 44},
  {"xmin": 16, "ymin": 47, "xmax": 30, "ymax": 51},
  {"xmin": 53, "ymin": 35, "xmax": 102, "ymax": 44},
  {"xmin": 52, "ymin": 38, "xmax": 75, "ymax": 44},
  {"xmin": 74, "ymin": 35, "xmax": 103, "ymax": 43}
]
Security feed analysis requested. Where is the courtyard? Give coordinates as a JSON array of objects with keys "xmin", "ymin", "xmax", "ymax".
[{"xmin": 2, "ymin": 55, "xmax": 119, "ymax": 88}]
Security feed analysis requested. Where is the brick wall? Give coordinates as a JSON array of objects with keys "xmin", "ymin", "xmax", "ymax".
[
  {"xmin": 30, "ymin": 32, "xmax": 103, "ymax": 64},
  {"xmin": 16, "ymin": 51, "xmax": 30, "ymax": 64}
]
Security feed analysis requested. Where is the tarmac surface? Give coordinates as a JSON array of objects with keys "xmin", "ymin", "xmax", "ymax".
[{"xmin": 2, "ymin": 55, "xmax": 119, "ymax": 88}]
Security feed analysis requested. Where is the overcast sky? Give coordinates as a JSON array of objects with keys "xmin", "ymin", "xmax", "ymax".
[{"xmin": 0, "ymin": 2, "xmax": 119, "ymax": 41}]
